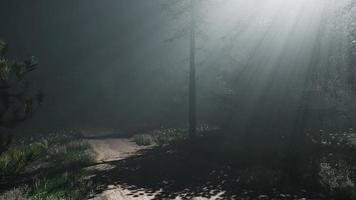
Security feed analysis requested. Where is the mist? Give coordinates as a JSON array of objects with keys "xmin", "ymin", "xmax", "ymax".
[{"xmin": 1, "ymin": 0, "xmax": 356, "ymax": 199}]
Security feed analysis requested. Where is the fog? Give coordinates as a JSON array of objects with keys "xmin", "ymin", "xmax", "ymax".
[
  {"xmin": 1, "ymin": 0, "xmax": 356, "ymax": 199},
  {"xmin": 0, "ymin": 0, "xmax": 354, "ymax": 132}
]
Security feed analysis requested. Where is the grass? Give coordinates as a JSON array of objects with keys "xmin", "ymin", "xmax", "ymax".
[
  {"xmin": 29, "ymin": 171, "xmax": 93, "ymax": 200},
  {"xmin": 133, "ymin": 134, "xmax": 155, "ymax": 146},
  {"xmin": 2, "ymin": 127, "xmax": 353, "ymax": 199},
  {"xmin": 0, "ymin": 187, "xmax": 28, "ymax": 200},
  {"xmin": 351, "ymin": 134, "xmax": 356, "ymax": 148},
  {"xmin": 0, "ymin": 132, "xmax": 95, "ymax": 200},
  {"xmin": 133, "ymin": 124, "xmax": 218, "ymax": 146},
  {"xmin": 319, "ymin": 161, "xmax": 355, "ymax": 200},
  {"xmin": 307, "ymin": 129, "xmax": 356, "ymax": 199},
  {"xmin": 0, "ymin": 142, "xmax": 47, "ymax": 180},
  {"xmin": 47, "ymin": 139, "xmax": 94, "ymax": 167},
  {"xmin": 134, "ymin": 128, "xmax": 187, "ymax": 146}
]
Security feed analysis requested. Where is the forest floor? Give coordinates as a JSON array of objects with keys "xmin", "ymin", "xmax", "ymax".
[
  {"xmin": 87, "ymin": 138, "xmax": 223, "ymax": 200},
  {"xmin": 85, "ymin": 134, "xmax": 327, "ymax": 200},
  {"xmin": 88, "ymin": 138, "xmax": 144, "ymax": 162},
  {"xmin": 0, "ymin": 129, "xmax": 351, "ymax": 199},
  {"xmin": 88, "ymin": 138, "xmax": 150, "ymax": 200}
]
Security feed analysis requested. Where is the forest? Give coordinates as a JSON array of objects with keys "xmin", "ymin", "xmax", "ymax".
[{"xmin": 0, "ymin": 0, "xmax": 356, "ymax": 199}]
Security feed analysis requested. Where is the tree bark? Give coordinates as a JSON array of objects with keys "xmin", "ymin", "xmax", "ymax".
[{"xmin": 189, "ymin": 0, "xmax": 197, "ymax": 138}]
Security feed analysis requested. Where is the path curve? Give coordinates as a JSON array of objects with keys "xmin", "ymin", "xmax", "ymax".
[
  {"xmin": 88, "ymin": 138, "xmax": 144, "ymax": 162},
  {"xmin": 87, "ymin": 137, "xmax": 214, "ymax": 200}
]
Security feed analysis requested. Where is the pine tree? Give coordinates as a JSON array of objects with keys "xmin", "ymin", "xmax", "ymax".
[{"xmin": 0, "ymin": 40, "xmax": 43, "ymax": 153}]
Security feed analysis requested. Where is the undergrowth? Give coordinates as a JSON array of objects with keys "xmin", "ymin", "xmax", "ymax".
[
  {"xmin": 0, "ymin": 131, "xmax": 95, "ymax": 200},
  {"xmin": 134, "ymin": 128, "xmax": 187, "ymax": 146},
  {"xmin": 133, "ymin": 124, "xmax": 217, "ymax": 146},
  {"xmin": 0, "ymin": 142, "xmax": 47, "ymax": 180}
]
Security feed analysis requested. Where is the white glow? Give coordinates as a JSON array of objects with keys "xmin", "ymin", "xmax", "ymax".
[
  {"xmin": 189, "ymin": 0, "xmax": 353, "ymax": 113},
  {"xmin": 195, "ymin": 0, "xmax": 352, "ymax": 71}
]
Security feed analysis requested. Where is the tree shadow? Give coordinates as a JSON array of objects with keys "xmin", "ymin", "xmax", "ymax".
[{"xmin": 90, "ymin": 136, "xmax": 328, "ymax": 200}]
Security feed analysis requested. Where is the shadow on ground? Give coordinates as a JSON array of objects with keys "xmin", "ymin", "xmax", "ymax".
[{"xmin": 90, "ymin": 135, "xmax": 328, "ymax": 200}]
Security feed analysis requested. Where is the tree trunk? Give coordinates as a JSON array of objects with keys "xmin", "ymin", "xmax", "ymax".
[{"xmin": 189, "ymin": 0, "xmax": 197, "ymax": 138}]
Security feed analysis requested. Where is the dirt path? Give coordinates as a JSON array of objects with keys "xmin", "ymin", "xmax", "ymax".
[
  {"xmin": 87, "ymin": 137, "xmax": 218, "ymax": 200},
  {"xmin": 88, "ymin": 138, "xmax": 144, "ymax": 162},
  {"xmin": 88, "ymin": 138, "xmax": 155, "ymax": 200}
]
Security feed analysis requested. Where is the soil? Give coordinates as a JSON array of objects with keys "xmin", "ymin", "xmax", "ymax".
[{"xmin": 87, "ymin": 137, "xmax": 220, "ymax": 200}]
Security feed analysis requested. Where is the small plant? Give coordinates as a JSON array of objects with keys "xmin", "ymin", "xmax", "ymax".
[
  {"xmin": 0, "ymin": 142, "xmax": 47, "ymax": 180},
  {"xmin": 319, "ymin": 161, "xmax": 355, "ymax": 199},
  {"xmin": 29, "ymin": 171, "xmax": 93, "ymax": 200},
  {"xmin": 0, "ymin": 187, "xmax": 28, "ymax": 200},
  {"xmin": 0, "ymin": 133, "xmax": 95, "ymax": 200},
  {"xmin": 133, "ymin": 128, "xmax": 188, "ymax": 146},
  {"xmin": 46, "ymin": 140, "xmax": 94, "ymax": 167},
  {"xmin": 0, "ymin": 134, "xmax": 12, "ymax": 155},
  {"xmin": 134, "ymin": 134, "xmax": 155, "ymax": 146}
]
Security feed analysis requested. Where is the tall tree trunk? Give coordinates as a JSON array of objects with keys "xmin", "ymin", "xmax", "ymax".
[{"xmin": 189, "ymin": 0, "xmax": 197, "ymax": 138}]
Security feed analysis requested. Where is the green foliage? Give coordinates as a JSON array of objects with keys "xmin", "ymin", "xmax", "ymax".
[
  {"xmin": 0, "ymin": 40, "xmax": 41, "ymax": 127},
  {"xmin": 319, "ymin": 161, "xmax": 356, "ymax": 200},
  {"xmin": 133, "ymin": 134, "xmax": 155, "ymax": 146},
  {"xmin": 0, "ymin": 134, "xmax": 95, "ymax": 200},
  {"xmin": 351, "ymin": 139, "xmax": 356, "ymax": 148},
  {"xmin": 134, "ymin": 128, "xmax": 188, "ymax": 146},
  {"xmin": 0, "ymin": 187, "xmax": 27, "ymax": 200},
  {"xmin": 0, "ymin": 40, "xmax": 8, "ymax": 56},
  {"xmin": 0, "ymin": 142, "xmax": 47, "ymax": 180},
  {"xmin": 0, "ymin": 171, "xmax": 93, "ymax": 200},
  {"xmin": 39, "ymin": 136, "xmax": 94, "ymax": 170},
  {"xmin": 53, "ymin": 141, "xmax": 94, "ymax": 167},
  {"xmin": 154, "ymin": 128, "xmax": 187, "ymax": 146},
  {"xmin": 0, "ymin": 134, "xmax": 12, "ymax": 154},
  {"xmin": 302, "ymin": 129, "xmax": 356, "ymax": 199},
  {"xmin": 28, "ymin": 171, "xmax": 93, "ymax": 200},
  {"xmin": 0, "ymin": 42, "xmax": 39, "ymax": 83}
]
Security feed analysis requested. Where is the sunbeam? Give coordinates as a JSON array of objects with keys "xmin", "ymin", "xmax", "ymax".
[{"xmin": 0, "ymin": 0, "xmax": 355, "ymax": 199}]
